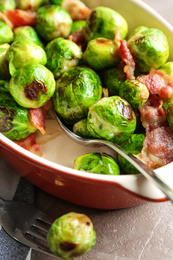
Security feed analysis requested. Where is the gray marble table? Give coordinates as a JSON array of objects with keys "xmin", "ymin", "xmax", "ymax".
[{"xmin": 1, "ymin": 0, "xmax": 173, "ymax": 260}]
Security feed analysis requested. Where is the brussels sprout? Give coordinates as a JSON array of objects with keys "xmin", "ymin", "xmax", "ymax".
[
  {"xmin": 117, "ymin": 133, "xmax": 145, "ymax": 174},
  {"xmin": 49, "ymin": 0, "xmax": 63, "ymax": 4},
  {"xmin": 18, "ymin": 0, "xmax": 44, "ymax": 10},
  {"xmin": 166, "ymin": 102, "xmax": 173, "ymax": 131},
  {"xmin": 53, "ymin": 66, "xmax": 102, "ymax": 125},
  {"xmin": 74, "ymin": 152, "xmax": 120, "ymax": 175},
  {"xmin": 0, "ymin": 0, "xmax": 16, "ymax": 12},
  {"xmin": 70, "ymin": 20, "xmax": 86, "ymax": 34},
  {"xmin": 35, "ymin": 5, "xmax": 73, "ymax": 42},
  {"xmin": 0, "ymin": 92, "xmax": 37, "ymax": 140},
  {"xmin": 0, "ymin": 80, "xmax": 9, "ymax": 92},
  {"xmin": 101, "ymin": 67, "xmax": 126, "ymax": 96},
  {"xmin": 87, "ymin": 96, "xmax": 136, "ymax": 144},
  {"xmin": 83, "ymin": 37, "xmax": 120, "ymax": 70},
  {"xmin": 119, "ymin": 79, "xmax": 149, "ymax": 109},
  {"xmin": 73, "ymin": 118, "xmax": 93, "ymax": 138},
  {"xmin": 0, "ymin": 20, "xmax": 14, "ymax": 44},
  {"xmin": 0, "ymin": 43, "xmax": 10, "ymax": 80},
  {"xmin": 128, "ymin": 26, "xmax": 148, "ymax": 40},
  {"xmin": 14, "ymin": 26, "xmax": 44, "ymax": 48},
  {"xmin": 127, "ymin": 28, "xmax": 169, "ymax": 72},
  {"xmin": 7, "ymin": 39, "xmax": 47, "ymax": 76},
  {"xmin": 84, "ymin": 6, "xmax": 128, "ymax": 42},
  {"xmin": 45, "ymin": 37, "xmax": 83, "ymax": 79},
  {"xmin": 47, "ymin": 212, "xmax": 96, "ymax": 259},
  {"xmin": 158, "ymin": 62, "xmax": 173, "ymax": 75},
  {"xmin": 9, "ymin": 64, "xmax": 56, "ymax": 108}
]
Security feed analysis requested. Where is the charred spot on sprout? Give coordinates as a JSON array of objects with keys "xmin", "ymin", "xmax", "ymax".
[
  {"xmin": 120, "ymin": 100, "xmax": 134, "ymax": 121},
  {"xmin": 60, "ymin": 242, "xmax": 77, "ymax": 252},
  {"xmin": 24, "ymin": 81, "xmax": 47, "ymax": 101},
  {"xmin": 0, "ymin": 106, "xmax": 14, "ymax": 132}
]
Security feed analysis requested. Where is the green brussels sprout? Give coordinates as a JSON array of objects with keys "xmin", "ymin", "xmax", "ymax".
[
  {"xmin": 53, "ymin": 66, "xmax": 102, "ymax": 125},
  {"xmin": 128, "ymin": 26, "xmax": 148, "ymax": 40},
  {"xmin": 35, "ymin": 5, "xmax": 73, "ymax": 42},
  {"xmin": 0, "ymin": 20, "xmax": 14, "ymax": 44},
  {"xmin": 84, "ymin": 6, "xmax": 128, "ymax": 42},
  {"xmin": 87, "ymin": 96, "xmax": 136, "ymax": 144},
  {"xmin": 49, "ymin": 0, "xmax": 63, "ymax": 5},
  {"xmin": 0, "ymin": 92, "xmax": 37, "ymax": 140},
  {"xmin": 127, "ymin": 28, "xmax": 169, "ymax": 72},
  {"xmin": 18, "ymin": 0, "xmax": 44, "ymax": 10},
  {"xmin": 0, "ymin": 43, "xmax": 10, "ymax": 80},
  {"xmin": 9, "ymin": 64, "xmax": 56, "ymax": 108},
  {"xmin": 119, "ymin": 79, "xmax": 150, "ymax": 109},
  {"xmin": 83, "ymin": 37, "xmax": 120, "ymax": 70},
  {"xmin": 0, "ymin": 0, "xmax": 16, "ymax": 12},
  {"xmin": 47, "ymin": 212, "xmax": 96, "ymax": 259},
  {"xmin": 73, "ymin": 118, "xmax": 93, "ymax": 138},
  {"xmin": 7, "ymin": 39, "xmax": 47, "ymax": 76},
  {"xmin": 166, "ymin": 102, "xmax": 173, "ymax": 131},
  {"xmin": 158, "ymin": 62, "xmax": 173, "ymax": 75},
  {"xmin": 0, "ymin": 80, "xmax": 9, "ymax": 92},
  {"xmin": 74, "ymin": 152, "xmax": 120, "ymax": 175},
  {"xmin": 70, "ymin": 20, "xmax": 86, "ymax": 34},
  {"xmin": 14, "ymin": 26, "xmax": 44, "ymax": 48},
  {"xmin": 45, "ymin": 37, "xmax": 83, "ymax": 79},
  {"xmin": 117, "ymin": 133, "xmax": 145, "ymax": 174},
  {"xmin": 101, "ymin": 67, "xmax": 126, "ymax": 96}
]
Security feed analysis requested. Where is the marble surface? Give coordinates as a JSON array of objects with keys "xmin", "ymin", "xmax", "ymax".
[{"xmin": 1, "ymin": 0, "xmax": 173, "ymax": 260}]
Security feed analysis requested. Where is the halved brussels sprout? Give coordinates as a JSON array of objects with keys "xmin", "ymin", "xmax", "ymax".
[
  {"xmin": 53, "ymin": 66, "xmax": 102, "ymax": 125},
  {"xmin": 0, "ymin": 20, "xmax": 14, "ymax": 44},
  {"xmin": 119, "ymin": 79, "xmax": 150, "ymax": 109},
  {"xmin": 87, "ymin": 96, "xmax": 136, "ymax": 144},
  {"xmin": 158, "ymin": 62, "xmax": 173, "ymax": 75},
  {"xmin": 47, "ymin": 212, "xmax": 96, "ymax": 259},
  {"xmin": 127, "ymin": 28, "xmax": 169, "ymax": 72},
  {"xmin": 35, "ymin": 5, "xmax": 73, "ymax": 41},
  {"xmin": 14, "ymin": 26, "xmax": 44, "ymax": 48},
  {"xmin": 73, "ymin": 118, "xmax": 93, "ymax": 138},
  {"xmin": 45, "ymin": 37, "xmax": 83, "ymax": 79},
  {"xmin": 0, "ymin": 0, "xmax": 16, "ymax": 12},
  {"xmin": 101, "ymin": 67, "xmax": 126, "ymax": 96},
  {"xmin": 18, "ymin": 0, "xmax": 44, "ymax": 10},
  {"xmin": 84, "ymin": 6, "xmax": 128, "ymax": 42},
  {"xmin": 9, "ymin": 64, "xmax": 56, "ymax": 108},
  {"xmin": 7, "ymin": 39, "xmax": 47, "ymax": 76},
  {"xmin": 0, "ymin": 92, "xmax": 37, "ymax": 140},
  {"xmin": 117, "ymin": 133, "xmax": 145, "ymax": 174},
  {"xmin": 83, "ymin": 37, "xmax": 120, "ymax": 70},
  {"xmin": 74, "ymin": 152, "xmax": 120, "ymax": 175},
  {"xmin": 0, "ymin": 43, "xmax": 10, "ymax": 80}
]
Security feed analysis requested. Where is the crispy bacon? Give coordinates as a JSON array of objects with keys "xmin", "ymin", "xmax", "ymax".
[
  {"xmin": 0, "ymin": 12, "xmax": 14, "ymax": 29},
  {"xmin": 139, "ymin": 95, "xmax": 167, "ymax": 134},
  {"xmin": 68, "ymin": 28, "xmax": 87, "ymax": 50},
  {"xmin": 5, "ymin": 9, "xmax": 36, "ymax": 27},
  {"xmin": 62, "ymin": 0, "xmax": 90, "ymax": 20},
  {"xmin": 137, "ymin": 68, "xmax": 173, "ymax": 98},
  {"xmin": 119, "ymin": 39, "xmax": 135, "ymax": 80},
  {"xmin": 15, "ymin": 134, "xmax": 42, "ymax": 156},
  {"xmin": 140, "ymin": 127, "xmax": 173, "ymax": 168},
  {"xmin": 30, "ymin": 108, "xmax": 45, "ymax": 135}
]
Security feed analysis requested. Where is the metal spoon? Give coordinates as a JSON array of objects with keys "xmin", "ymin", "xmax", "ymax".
[{"xmin": 54, "ymin": 113, "xmax": 173, "ymax": 202}]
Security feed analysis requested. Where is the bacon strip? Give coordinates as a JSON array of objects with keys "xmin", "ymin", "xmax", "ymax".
[
  {"xmin": 0, "ymin": 12, "xmax": 14, "ymax": 29},
  {"xmin": 139, "ymin": 95, "xmax": 167, "ymax": 134},
  {"xmin": 140, "ymin": 127, "xmax": 173, "ymax": 168},
  {"xmin": 5, "ymin": 9, "xmax": 36, "ymax": 27},
  {"xmin": 137, "ymin": 69, "xmax": 173, "ymax": 98},
  {"xmin": 30, "ymin": 108, "xmax": 45, "ymax": 135},
  {"xmin": 119, "ymin": 40, "xmax": 135, "ymax": 80},
  {"xmin": 68, "ymin": 28, "xmax": 87, "ymax": 50},
  {"xmin": 15, "ymin": 134, "xmax": 42, "ymax": 156},
  {"xmin": 62, "ymin": 0, "xmax": 90, "ymax": 20}
]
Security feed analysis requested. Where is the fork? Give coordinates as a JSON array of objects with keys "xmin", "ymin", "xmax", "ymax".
[{"xmin": 0, "ymin": 196, "xmax": 57, "ymax": 258}]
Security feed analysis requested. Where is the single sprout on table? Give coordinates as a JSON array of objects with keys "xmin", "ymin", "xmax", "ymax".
[
  {"xmin": 0, "ymin": 20, "xmax": 14, "ymax": 44},
  {"xmin": 0, "ymin": 92, "xmax": 37, "ymax": 140},
  {"xmin": 83, "ymin": 37, "xmax": 120, "ymax": 70},
  {"xmin": 87, "ymin": 96, "xmax": 136, "ymax": 144},
  {"xmin": 117, "ymin": 133, "xmax": 145, "ymax": 174},
  {"xmin": 7, "ymin": 38, "xmax": 47, "ymax": 76},
  {"xmin": 53, "ymin": 66, "xmax": 102, "ymax": 125},
  {"xmin": 74, "ymin": 152, "xmax": 120, "ymax": 175},
  {"xmin": 45, "ymin": 37, "xmax": 83, "ymax": 79},
  {"xmin": 0, "ymin": 43, "xmax": 10, "ymax": 80},
  {"xmin": 35, "ymin": 5, "xmax": 73, "ymax": 42},
  {"xmin": 119, "ymin": 79, "xmax": 150, "ymax": 109},
  {"xmin": 127, "ymin": 28, "xmax": 169, "ymax": 72},
  {"xmin": 0, "ymin": 0, "xmax": 16, "ymax": 12},
  {"xmin": 101, "ymin": 67, "xmax": 126, "ymax": 96},
  {"xmin": 84, "ymin": 6, "xmax": 128, "ymax": 42},
  {"xmin": 14, "ymin": 26, "xmax": 44, "ymax": 48},
  {"xmin": 158, "ymin": 62, "xmax": 173, "ymax": 75},
  {"xmin": 17, "ymin": 0, "xmax": 44, "ymax": 10},
  {"xmin": 73, "ymin": 118, "xmax": 93, "ymax": 138},
  {"xmin": 9, "ymin": 64, "xmax": 56, "ymax": 108},
  {"xmin": 47, "ymin": 212, "xmax": 96, "ymax": 260}
]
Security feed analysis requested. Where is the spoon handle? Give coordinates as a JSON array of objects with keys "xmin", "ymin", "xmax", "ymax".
[{"xmin": 91, "ymin": 139, "xmax": 173, "ymax": 202}]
